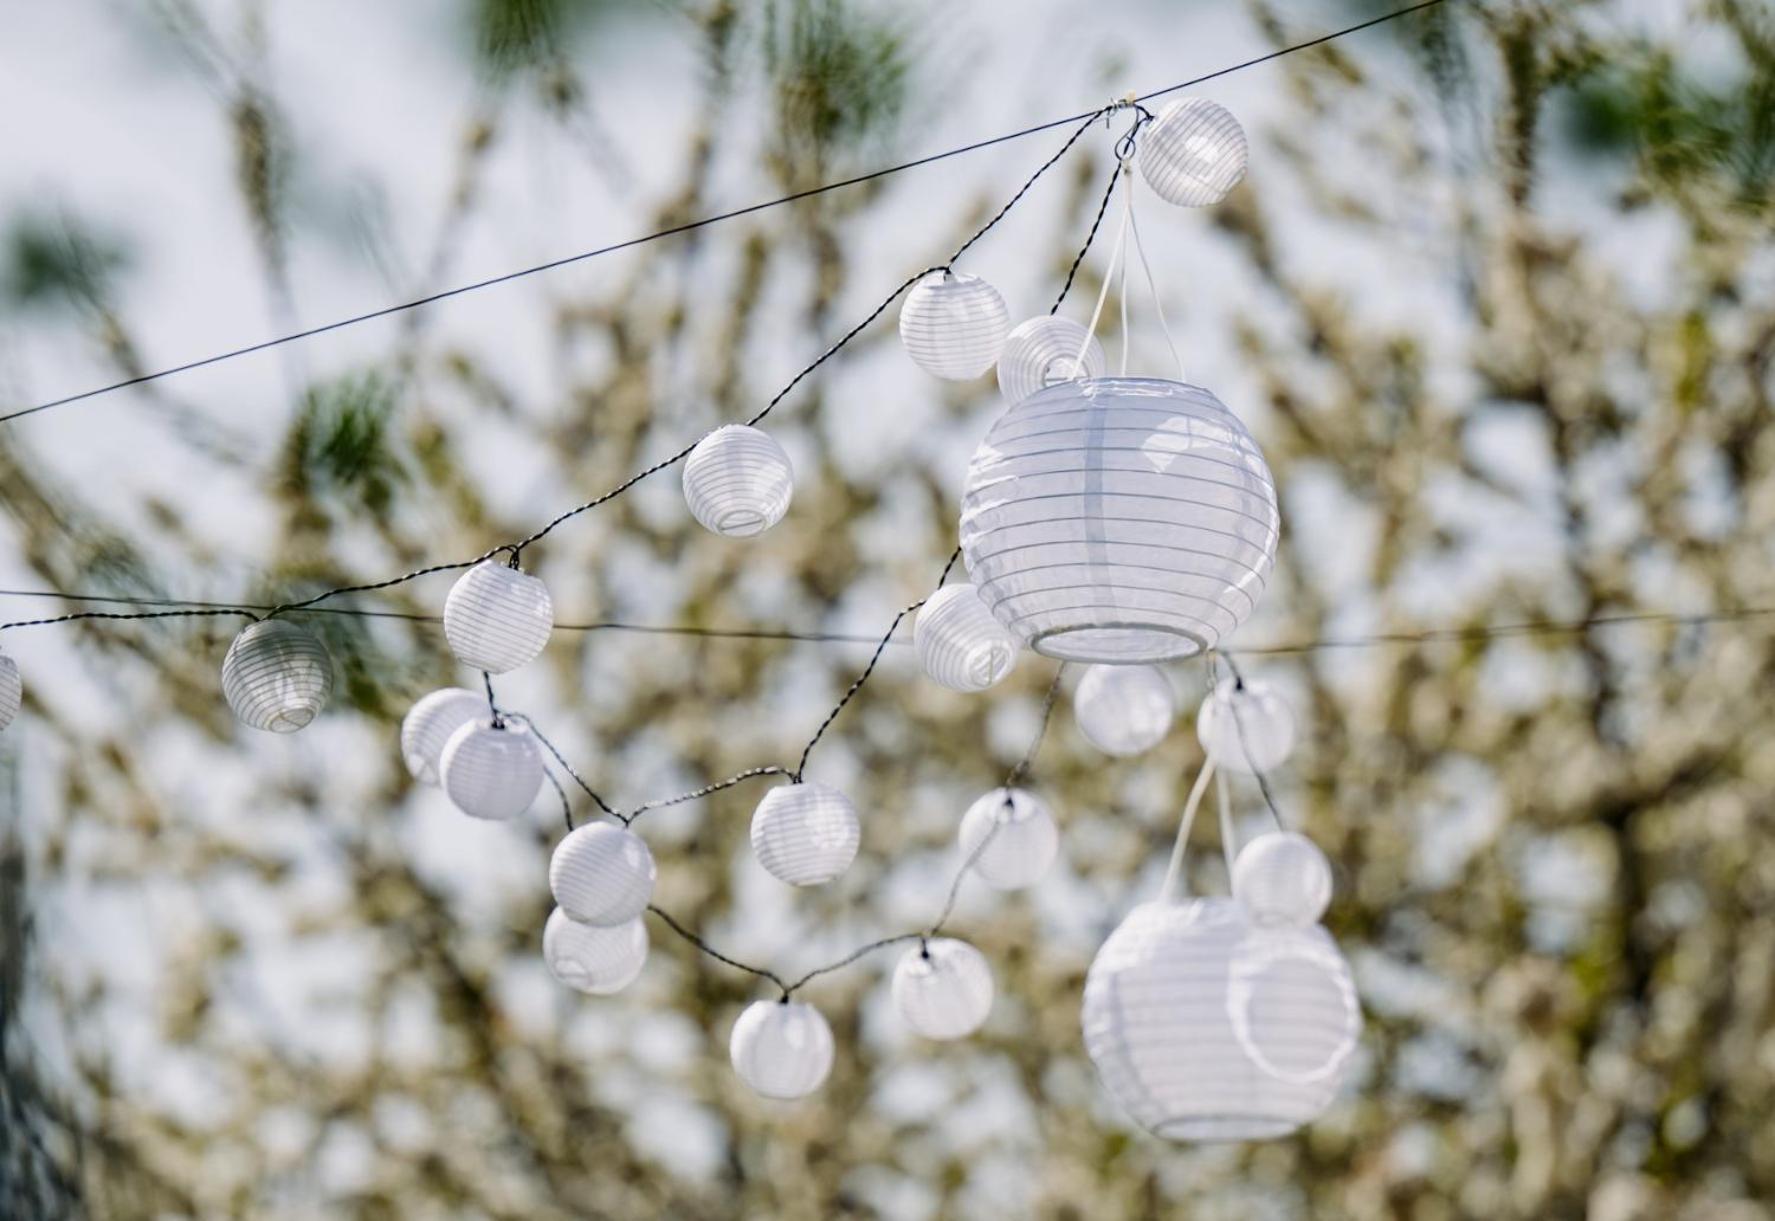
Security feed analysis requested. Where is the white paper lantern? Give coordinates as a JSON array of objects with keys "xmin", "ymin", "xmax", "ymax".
[
  {"xmin": 550, "ymin": 821, "xmax": 656, "ymax": 926},
  {"xmin": 0, "ymin": 651, "xmax": 21, "ymax": 731},
  {"xmin": 750, "ymin": 782, "xmax": 860, "ymax": 886},
  {"xmin": 442, "ymin": 561, "xmax": 553, "ymax": 674},
  {"xmin": 960, "ymin": 378, "xmax": 1280, "ymax": 664},
  {"xmin": 542, "ymin": 907, "xmax": 648, "ymax": 995},
  {"xmin": 440, "ymin": 719, "xmax": 543, "ymax": 821},
  {"xmin": 400, "ymin": 687, "xmax": 485, "ymax": 785},
  {"xmin": 958, "ymin": 788, "xmax": 1057, "ymax": 890},
  {"xmin": 1138, "ymin": 97, "xmax": 1249, "ymax": 207},
  {"xmin": 1074, "ymin": 663, "xmax": 1175, "ymax": 756},
  {"xmin": 729, "ymin": 999, "xmax": 835, "ymax": 1100},
  {"xmin": 899, "ymin": 271, "xmax": 1010, "ymax": 380},
  {"xmin": 1198, "ymin": 678, "xmax": 1296, "ymax": 773},
  {"xmin": 682, "ymin": 424, "xmax": 794, "ymax": 538},
  {"xmin": 1081, "ymin": 898, "xmax": 1359, "ymax": 1141},
  {"xmin": 892, "ymin": 938, "xmax": 994, "ymax": 1040},
  {"xmin": 221, "ymin": 619, "xmax": 333, "ymax": 733},
  {"xmin": 997, "ymin": 316, "xmax": 1107, "ymax": 404},
  {"xmin": 1232, "ymin": 832, "xmax": 1333, "ymax": 929},
  {"xmin": 915, "ymin": 584, "xmax": 1017, "ymax": 692}
]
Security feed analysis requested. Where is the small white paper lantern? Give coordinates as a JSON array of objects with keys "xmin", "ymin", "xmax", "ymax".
[
  {"xmin": 0, "ymin": 651, "xmax": 21, "ymax": 731},
  {"xmin": 400, "ymin": 687, "xmax": 485, "ymax": 785},
  {"xmin": 1138, "ymin": 97, "xmax": 1249, "ymax": 207},
  {"xmin": 899, "ymin": 271, "xmax": 1010, "ymax": 380},
  {"xmin": 729, "ymin": 999, "xmax": 835, "ymax": 1100},
  {"xmin": 960, "ymin": 378, "xmax": 1280, "ymax": 664},
  {"xmin": 997, "ymin": 316, "xmax": 1107, "ymax": 404},
  {"xmin": 550, "ymin": 821, "xmax": 656, "ymax": 926},
  {"xmin": 221, "ymin": 619, "xmax": 333, "ymax": 733},
  {"xmin": 750, "ymin": 782, "xmax": 861, "ymax": 887},
  {"xmin": 1232, "ymin": 832, "xmax": 1333, "ymax": 929},
  {"xmin": 682, "ymin": 424, "xmax": 794, "ymax": 538},
  {"xmin": 1198, "ymin": 678, "xmax": 1296, "ymax": 773},
  {"xmin": 892, "ymin": 938, "xmax": 994, "ymax": 1040},
  {"xmin": 440, "ymin": 719, "xmax": 543, "ymax": 820},
  {"xmin": 543, "ymin": 907, "xmax": 649, "ymax": 995},
  {"xmin": 915, "ymin": 584, "xmax": 1017, "ymax": 692},
  {"xmin": 442, "ymin": 561, "xmax": 553, "ymax": 674},
  {"xmin": 1081, "ymin": 898, "xmax": 1359, "ymax": 1141},
  {"xmin": 958, "ymin": 788, "xmax": 1057, "ymax": 890},
  {"xmin": 1074, "ymin": 663, "xmax": 1175, "ymax": 756}
]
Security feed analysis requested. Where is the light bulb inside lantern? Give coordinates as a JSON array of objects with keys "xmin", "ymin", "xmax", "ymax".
[
  {"xmin": 221, "ymin": 619, "xmax": 333, "ymax": 733},
  {"xmin": 400, "ymin": 687, "xmax": 485, "ymax": 786},
  {"xmin": 682, "ymin": 424, "xmax": 794, "ymax": 538},
  {"xmin": 899, "ymin": 271, "xmax": 1010, "ymax": 380},
  {"xmin": 915, "ymin": 584, "xmax": 1017, "ymax": 692},
  {"xmin": 749, "ymin": 782, "xmax": 860, "ymax": 887},
  {"xmin": 1232, "ymin": 831, "xmax": 1332, "ymax": 929},
  {"xmin": 1074, "ymin": 664, "xmax": 1175, "ymax": 756},
  {"xmin": 729, "ymin": 999, "xmax": 834, "ymax": 1100},
  {"xmin": 996, "ymin": 316, "xmax": 1106, "ymax": 404},
  {"xmin": 1197, "ymin": 677, "xmax": 1296, "ymax": 773},
  {"xmin": 550, "ymin": 821, "xmax": 656, "ymax": 926},
  {"xmin": 1137, "ymin": 97, "xmax": 1249, "ymax": 207},
  {"xmin": 958, "ymin": 788, "xmax": 1057, "ymax": 890},
  {"xmin": 543, "ymin": 907, "xmax": 649, "ymax": 995},
  {"xmin": 440, "ymin": 719, "xmax": 544, "ymax": 820},
  {"xmin": 892, "ymin": 938, "xmax": 993, "ymax": 1040},
  {"xmin": 0, "ymin": 650, "xmax": 21, "ymax": 731}
]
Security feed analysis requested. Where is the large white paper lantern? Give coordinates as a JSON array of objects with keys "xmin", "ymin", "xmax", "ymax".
[
  {"xmin": 682, "ymin": 424, "xmax": 794, "ymax": 538},
  {"xmin": 1232, "ymin": 832, "xmax": 1332, "ymax": 929},
  {"xmin": 0, "ymin": 651, "xmax": 21, "ymax": 731},
  {"xmin": 1074, "ymin": 663, "xmax": 1174, "ymax": 756},
  {"xmin": 550, "ymin": 821, "xmax": 656, "ymax": 926},
  {"xmin": 442, "ymin": 562, "xmax": 553, "ymax": 674},
  {"xmin": 892, "ymin": 938, "xmax": 994, "ymax": 1040},
  {"xmin": 899, "ymin": 271, "xmax": 1010, "ymax": 380},
  {"xmin": 750, "ymin": 782, "xmax": 860, "ymax": 886},
  {"xmin": 997, "ymin": 316, "xmax": 1107, "ymax": 404},
  {"xmin": 400, "ymin": 687, "xmax": 484, "ymax": 785},
  {"xmin": 1198, "ymin": 678, "xmax": 1296, "ymax": 773},
  {"xmin": 440, "ymin": 719, "xmax": 543, "ymax": 820},
  {"xmin": 542, "ymin": 907, "xmax": 648, "ymax": 995},
  {"xmin": 1081, "ymin": 898, "xmax": 1359, "ymax": 1141},
  {"xmin": 1138, "ymin": 97, "xmax": 1248, "ymax": 207},
  {"xmin": 960, "ymin": 378, "xmax": 1280, "ymax": 664},
  {"xmin": 915, "ymin": 584, "xmax": 1017, "ymax": 692},
  {"xmin": 221, "ymin": 619, "xmax": 333, "ymax": 733},
  {"xmin": 958, "ymin": 787, "xmax": 1057, "ymax": 890},
  {"xmin": 729, "ymin": 999, "xmax": 834, "ymax": 1100}
]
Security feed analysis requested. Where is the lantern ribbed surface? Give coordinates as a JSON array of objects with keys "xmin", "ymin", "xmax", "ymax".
[
  {"xmin": 400, "ymin": 687, "xmax": 485, "ymax": 786},
  {"xmin": 0, "ymin": 652, "xmax": 20, "ymax": 731},
  {"xmin": 915, "ymin": 584, "xmax": 1017, "ymax": 692},
  {"xmin": 1198, "ymin": 678, "xmax": 1296, "ymax": 773},
  {"xmin": 682, "ymin": 425, "xmax": 795, "ymax": 538},
  {"xmin": 221, "ymin": 619, "xmax": 333, "ymax": 733},
  {"xmin": 442, "ymin": 562, "xmax": 553, "ymax": 674},
  {"xmin": 960, "ymin": 377, "xmax": 1279, "ymax": 664},
  {"xmin": 899, "ymin": 271, "xmax": 1010, "ymax": 380},
  {"xmin": 1138, "ymin": 97, "xmax": 1249, "ymax": 207},
  {"xmin": 550, "ymin": 821, "xmax": 657, "ymax": 927},
  {"xmin": 958, "ymin": 787, "xmax": 1057, "ymax": 890},
  {"xmin": 997, "ymin": 316, "xmax": 1107, "ymax": 404},
  {"xmin": 440, "ymin": 720, "xmax": 543, "ymax": 821},
  {"xmin": 1232, "ymin": 832, "xmax": 1333, "ymax": 929},
  {"xmin": 892, "ymin": 938, "xmax": 994, "ymax": 1040},
  {"xmin": 749, "ymin": 782, "xmax": 860, "ymax": 887},
  {"xmin": 543, "ymin": 907, "xmax": 648, "ymax": 995},
  {"xmin": 1081, "ymin": 898, "xmax": 1359, "ymax": 1141},
  {"xmin": 1074, "ymin": 663, "xmax": 1175, "ymax": 756},
  {"xmin": 730, "ymin": 999, "xmax": 835, "ymax": 1099}
]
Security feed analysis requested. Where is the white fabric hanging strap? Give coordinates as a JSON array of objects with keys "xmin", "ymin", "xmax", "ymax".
[
  {"xmin": 1124, "ymin": 176, "xmax": 1187, "ymax": 383},
  {"xmin": 1216, "ymin": 764, "xmax": 1238, "ymax": 878},
  {"xmin": 1076, "ymin": 167, "xmax": 1132, "ymax": 374},
  {"xmin": 1160, "ymin": 757, "xmax": 1215, "ymax": 901}
]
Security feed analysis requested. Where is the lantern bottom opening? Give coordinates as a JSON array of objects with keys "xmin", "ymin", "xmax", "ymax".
[
  {"xmin": 715, "ymin": 508, "xmax": 768, "ymax": 536},
  {"xmin": 267, "ymin": 707, "xmax": 317, "ymax": 733},
  {"xmin": 1152, "ymin": 1114, "xmax": 1299, "ymax": 1143},
  {"xmin": 1029, "ymin": 622, "xmax": 1209, "ymax": 664}
]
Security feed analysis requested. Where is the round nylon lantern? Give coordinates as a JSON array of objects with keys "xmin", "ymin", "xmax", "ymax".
[
  {"xmin": 439, "ymin": 719, "xmax": 543, "ymax": 821},
  {"xmin": 996, "ymin": 316, "xmax": 1107, "ymax": 404},
  {"xmin": 442, "ymin": 561, "xmax": 553, "ymax": 674},
  {"xmin": 1074, "ymin": 663, "xmax": 1175, "ymax": 756},
  {"xmin": 1232, "ymin": 832, "xmax": 1333, "ymax": 929},
  {"xmin": 750, "ymin": 782, "xmax": 860, "ymax": 887},
  {"xmin": 1197, "ymin": 678, "xmax": 1296, "ymax": 774},
  {"xmin": 400, "ymin": 687, "xmax": 484, "ymax": 786},
  {"xmin": 1137, "ymin": 97, "xmax": 1249, "ymax": 207},
  {"xmin": 958, "ymin": 788, "xmax": 1057, "ymax": 890},
  {"xmin": 892, "ymin": 938, "xmax": 994, "ymax": 1040},
  {"xmin": 899, "ymin": 271, "xmax": 1010, "ymax": 380},
  {"xmin": 1081, "ymin": 897, "xmax": 1359, "ymax": 1141},
  {"xmin": 914, "ymin": 584, "xmax": 1017, "ymax": 693},
  {"xmin": 542, "ymin": 907, "xmax": 648, "ymax": 995},
  {"xmin": 960, "ymin": 378, "xmax": 1280, "ymax": 664},
  {"xmin": 729, "ymin": 999, "xmax": 834, "ymax": 1100},
  {"xmin": 682, "ymin": 424, "xmax": 794, "ymax": 538},
  {"xmin": 221, "ymin": 619, "xmax": 333, "ymax": 733},
  {"xmin": 550, "ymin": 821, "xmax": 656, "ymax": 927},
  {"xmin": 0, "ymin": 651, "xmax": 20, "ymax": 731}
]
